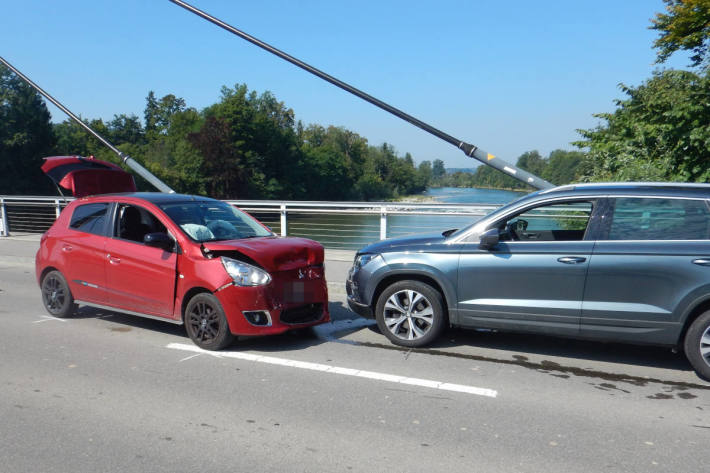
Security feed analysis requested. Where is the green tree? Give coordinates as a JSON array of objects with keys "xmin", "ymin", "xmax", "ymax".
[
  {"xmin": 53, "ymin": 119, "xmax": 92, "ymax": 156},
  {"xmin": 651, "ymin": 0, "xmax": 710, "ymax": 68},
  {"xmin": 199, "ymin": 84, "xmax": 307, "ymax": 199},
  {"xmin": 431, "ymin": 159, "xmax": 446, "ymax": 181},
  {"xmin": 575, "ymin": 70, "xmax": 710, "ymax": 182},
  {"xmin": 145, "ymin": 93, "xmax": 186, "ymax": 139},
  {"xmin": 0, "ymin": 64, "xmax": 56, "ymax": 194},
  {"xmin": 188, "ymin": 115, "xmax": 246, "ymax": 198},
  {"xmin": 144, "ymin": 91, "xmax": 159, "ymax": 134},
  {"xmin": 542, "ymin": 150, "xmax": 587, "ymax": 185},
  {"xmin": 108, "ymin": 114, "xmax": 145, "ymax": 146},
  {"xmin": 142, "ymin": 103, "xmax": 205, "ymax": 195},
  {"xmin": 515, "ymin": 150, "xmax": 547, "ymax": 178},
  {"xmin": 300, "ymin": 125, "xmax": 369, "ymax": 200},
  {"xmin": 416, "ymin": 160, "xmax": 433, "ymax": 190}
]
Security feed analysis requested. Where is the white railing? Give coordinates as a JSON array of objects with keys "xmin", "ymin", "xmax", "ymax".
[
  {"xmin": 0, "ymin": 196, "xmax": 69, "ymax": 237},
  {"xmin": 0, "ymin": 195, "xmax": 501, "ymax": 249}
]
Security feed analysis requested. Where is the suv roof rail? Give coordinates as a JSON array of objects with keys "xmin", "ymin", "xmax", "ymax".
[{"xmin": 540, "ymin": 182, "xmax": 710, "ymax": 194}]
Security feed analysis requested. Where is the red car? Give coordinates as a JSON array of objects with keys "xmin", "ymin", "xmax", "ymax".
[{"xmin": 35, "ymin": 158, "xmax": 329, "ymax": 349}]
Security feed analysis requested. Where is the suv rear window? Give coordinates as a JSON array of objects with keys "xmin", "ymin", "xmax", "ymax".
[
  {"xmin": 609, "ymin": 198, "xmax": 710, "ymax": 241},
  {"xmin": 69, "ymin": 203, "xmax": 109, "ymax": 235}
]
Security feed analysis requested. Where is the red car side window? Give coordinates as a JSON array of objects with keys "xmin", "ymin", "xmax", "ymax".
[{"xmin": 69, "ymin": 203, "xmax": 109, "ymax": 235}]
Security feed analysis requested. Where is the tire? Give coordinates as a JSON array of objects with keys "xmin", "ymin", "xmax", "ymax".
[
  {"xmin": 41, "ymin": 270, "xmax": 76, "ymax": 318},
  {"xmin": 375, "ymin": 280, "xmax": 446, "ymax": 348},
  {"xmin": 683, "ymin": 310, "xmax": 710, "ymax": 382},
  {"xmin": 185, "ymin": 293, "xmax": 235, "ymax": 350}
]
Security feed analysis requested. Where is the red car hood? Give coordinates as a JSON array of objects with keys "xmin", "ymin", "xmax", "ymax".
[{"xmin": 203, "ymin": 237, "xmax": 324, "ymax": 272}]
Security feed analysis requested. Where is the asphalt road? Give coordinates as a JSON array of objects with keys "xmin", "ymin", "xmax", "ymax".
[{"xmin": 1, "ymin": 236, "xmax": 709, "ymax": 472}]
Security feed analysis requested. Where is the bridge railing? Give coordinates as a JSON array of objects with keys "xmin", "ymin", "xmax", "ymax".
[{"xmin": 0, "ymin": 195, "xmax": 501, "ymax": 249}]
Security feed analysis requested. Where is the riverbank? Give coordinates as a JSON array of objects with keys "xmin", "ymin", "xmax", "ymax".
[
  {"xmin": 395, "ymin": 186, "xmax": 528, "ymax": 204},
  {"xmin": 393, "ymin": 194, "xmax": 440, "ymax": 203}
]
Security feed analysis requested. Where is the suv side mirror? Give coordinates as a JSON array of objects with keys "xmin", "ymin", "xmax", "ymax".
[
  {"xmin": 144, "ymin": 232, "xmax": 174, "ymax": 251},
  {"xmin": 479, "ymin": 228, "xmax": 500, "ymax": 250}
]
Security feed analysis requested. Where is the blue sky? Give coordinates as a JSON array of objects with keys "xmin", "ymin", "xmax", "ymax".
[{"xmin": 1, "ymin": 0, "xmax": 689, "ymax": 169}]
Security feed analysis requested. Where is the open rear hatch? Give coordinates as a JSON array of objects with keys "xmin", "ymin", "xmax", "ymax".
[{"xmin": 41, "ymin": 155, "xmax": 137, "ymax": 197}]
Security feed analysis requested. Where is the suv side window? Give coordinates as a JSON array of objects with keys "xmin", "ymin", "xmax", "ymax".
[
  {"xmin": 608, "ymin": 198, "xmax": 710, "ymax": 241},
  {"xmin": 498, "ymin": 200, "xmax": 594, "ymax": 242},
  {"xmin": 114, "ymin": 204, "xmax": 167, "ymax": 244},
  {"xmin": 69, "ymin": 203, "xmax": 109, "ymax": 235}
]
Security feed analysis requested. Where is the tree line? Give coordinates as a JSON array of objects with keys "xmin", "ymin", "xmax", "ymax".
[
  {"xmin": 1, "ymin": 0, "xmax": 708, "ymax": 198},
  {"xmin": 1, "ymin": 79, "xmax": 435, "ymax": 200},
  {"xmin": 0, "ymin": 75, "xmax": 586, "ymax": 198},
  {"xmin": 430, "ymin": 149, "xmax": 587, "ymax": 191}
]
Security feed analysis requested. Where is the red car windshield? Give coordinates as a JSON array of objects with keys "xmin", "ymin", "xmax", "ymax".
[{"xmin": 161, "ymin": 201, "xmax": 272, "ymax": 242}]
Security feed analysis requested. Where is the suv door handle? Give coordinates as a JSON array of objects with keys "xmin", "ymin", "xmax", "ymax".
[
  {"xmin": 692, "ymin": 259, "xmax": 710, "ymax": 266},
  {"xmin": 62, "ymin": 245, "xmax": 73, "ymax": 252},
  {"xmin": 557, "ymin": 256, "xmax": 586, "ymax": 264},
  {"xmin": 107, "ymin": 254, "xmax": 121, "ymax": 265}
]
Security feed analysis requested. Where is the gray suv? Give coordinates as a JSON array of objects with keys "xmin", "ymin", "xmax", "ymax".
[{"xmin": 346, "ymin": 183, "xmax": 710, "ymax": 380}]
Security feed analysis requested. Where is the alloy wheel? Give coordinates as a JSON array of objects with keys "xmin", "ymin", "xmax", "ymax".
[
  {"xmin": 187, "ymin": 301, "xmax": 221, "ymax": 343},
  {"xmin": 383, "ymin": 289, "xmax": 434, "ymax": 341},
  {"xmin": 42, "ymin": 274, "xmax": 67, "ymax": 314},
  {"xmin": 700, "ymin": 326, "xmax": 710, "ymax": 368}
]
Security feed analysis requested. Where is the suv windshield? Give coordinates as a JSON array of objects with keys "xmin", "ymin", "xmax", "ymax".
[
  {"xmin": 161, "ymin": 201, "xmax": 273, "ymax": 242},
  {"xmin": 449, "ymin": 191, "xmax": 539, "ymax": 239}
]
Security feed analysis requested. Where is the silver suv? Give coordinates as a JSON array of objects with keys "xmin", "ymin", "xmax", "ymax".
[{"xmin": 347, "ymin": 183, "xmax": 710, "ymax": 381}]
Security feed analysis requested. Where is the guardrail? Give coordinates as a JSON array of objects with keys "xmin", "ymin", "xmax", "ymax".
[{"xmin": 0, "ymin": 195, "xmax": 500, "ymax": 249}]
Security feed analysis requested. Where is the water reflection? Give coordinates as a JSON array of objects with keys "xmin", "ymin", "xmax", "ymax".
[{"xmin": 254, "ymin": 187, "xmax": 528, "ymax": 250}]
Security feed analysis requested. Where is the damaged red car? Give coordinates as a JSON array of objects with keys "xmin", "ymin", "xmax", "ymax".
[{"xmin": 35, "ymin": 158, "xmax": 329, "ymax": 349}]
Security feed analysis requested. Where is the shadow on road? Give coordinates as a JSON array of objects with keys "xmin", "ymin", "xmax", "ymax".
[
  {"xmin": 70, "ymin": 300, "xmax": 366, "ymax": 353},
  {"xmin": 70, "ymin": 302, "xmax": 708, "ymax": 388}
]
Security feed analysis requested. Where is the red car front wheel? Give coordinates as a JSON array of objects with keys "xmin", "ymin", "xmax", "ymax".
[{"xmin": 185, "ymin": 293, "xmax": 234, "ymax": 350}]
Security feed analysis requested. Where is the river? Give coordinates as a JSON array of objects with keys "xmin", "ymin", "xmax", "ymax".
[
  {"xmin": 422, "ymin": 187, "xmax": 526, "ymax": 204},
  {"xmin": 257, "ymin": 187, "xmax": 528, "ymax": 250}
]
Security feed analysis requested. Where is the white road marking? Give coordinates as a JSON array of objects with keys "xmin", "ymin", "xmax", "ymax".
[
  {"xmin": 32, "ymin": 315, "xmax": 68, "ymax": 323},
  {"xmin": 166, "ymin": 343, "xmax": 498, "ymax": 398},
  {"xmin": 179, "ymin": 354, "xmax": 202, "ymax": 362}
]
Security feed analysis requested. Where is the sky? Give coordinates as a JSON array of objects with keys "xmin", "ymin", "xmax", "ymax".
[{"xmin": 1, "ymin": 0, "xmax": 691, "ymax": 169}]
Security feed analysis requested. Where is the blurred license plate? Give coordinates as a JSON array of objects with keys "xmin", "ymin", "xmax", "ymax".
[{"xmin": 283, "ymin": 281, "xmax": 305, "ymax": 303}]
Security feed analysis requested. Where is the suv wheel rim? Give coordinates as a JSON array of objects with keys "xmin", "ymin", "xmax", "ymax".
[
  {"xmin": 42, "ymin": 275, "xmax": 66, "ymax": 313},
  {"xmin": 188, "ymin": 301, "xmax": 220, "ymax": 343},
  {"xmin": 383, "ymin": 289, "xmax": 434, "ymax": 340},
  {"xmin": 700, "ymin": 326, "xmax": 710, "ymax": 368}
]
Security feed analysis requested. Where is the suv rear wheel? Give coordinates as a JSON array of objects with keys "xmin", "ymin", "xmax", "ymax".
[
  {"xmin": 684, "ymin": 310, "xmax": 710, "ymax": 381},
  {"xmin": 375, "ymin": 280, "xmax": 446, "ymax": 347}
]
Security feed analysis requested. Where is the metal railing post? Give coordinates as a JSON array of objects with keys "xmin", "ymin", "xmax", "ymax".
[
  {"xmin": 280, "ymin": 204, "xmax": 288, "ymax": 237},
  {"xmin": 0, "ymin": 198, "xmax": 8, "ymax": 237},
  {"xmin": 380, "ymin": 205, "xmax": 387, "ymax": 240},
  {"xmin": 54, "ymin": 199, "xmax": 62, "ymax": 218}
]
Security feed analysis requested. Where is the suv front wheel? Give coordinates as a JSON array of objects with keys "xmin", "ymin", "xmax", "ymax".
[
  {"xmin": 684, "ymin": 310, "xmax": 710, "ymax": 381},
  {"xmin": 375, "ymin": 280, "xmax": 446, "ymax": 347}
]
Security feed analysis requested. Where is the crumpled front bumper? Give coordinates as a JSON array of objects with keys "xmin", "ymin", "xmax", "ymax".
[{"xmin": 215, "ymin": 267, "xmax": 330, "ymax": 336}]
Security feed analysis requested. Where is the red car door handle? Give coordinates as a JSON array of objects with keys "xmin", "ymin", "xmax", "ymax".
[
  {"xmin": 108, "ymin": 255, "xmax": 121, "ymax": 264},
  {"xmin": 62, "ymin": 245, "xmax": 73, "ymax": 252},
  {"xmin": 557, "ymin": 256, "xmax": 586, "ymax": 264}
]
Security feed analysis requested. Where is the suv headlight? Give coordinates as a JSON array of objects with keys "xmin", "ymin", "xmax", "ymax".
[
  {"xmin": 221, "ymin": 257, "xmax": 272, "ymax": 286},
  {"xmin": 353, "ymin": 253, "xmax": 381, "ymax": 270}
]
